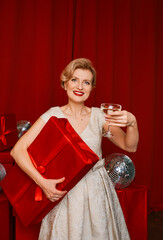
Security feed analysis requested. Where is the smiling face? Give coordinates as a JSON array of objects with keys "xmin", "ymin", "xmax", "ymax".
[{"xmin": 64, "ymin": 68, "xmax": 93, "ymax": 103}]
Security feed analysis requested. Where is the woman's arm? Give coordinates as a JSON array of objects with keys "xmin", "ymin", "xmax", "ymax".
[
  {"xmin": 11, "ymin": 118, "xmax": 46, "ymax": 184},
  {"xmin": 11, "ymin": 117, "xmax": 67, "ymax": 202},
  {"xmin": 103, "ymin": 110, "xmax": 139, "ymax": 152}
]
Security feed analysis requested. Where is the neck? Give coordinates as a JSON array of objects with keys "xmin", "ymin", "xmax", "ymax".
[{"xmin": 63, "ymin": 100, "xmax": 87, "ymax": 118}]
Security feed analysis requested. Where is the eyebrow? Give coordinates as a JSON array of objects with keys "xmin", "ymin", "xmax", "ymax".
[{"xmin": 72, "ymin": 76, "xmax": 92, "ymax": 82}]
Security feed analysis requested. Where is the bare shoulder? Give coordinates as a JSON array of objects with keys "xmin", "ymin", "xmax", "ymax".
[{"xmin": 25, "ymin": 118, "xmax": 46, "ymax": 137}]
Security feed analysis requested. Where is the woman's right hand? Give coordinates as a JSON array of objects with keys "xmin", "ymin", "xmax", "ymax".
[{"xmin": 39, "ymin": 177, "xmax": 67, "ymax": 202}]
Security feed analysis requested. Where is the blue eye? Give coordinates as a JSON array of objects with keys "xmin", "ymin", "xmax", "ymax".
[
  {"xmin": 71, "ymin": 78, "xmax": 77, "ymax": 82},
  {"xmin": 85, "ymin": 81, "xmax": 91, "ymax": 85}
]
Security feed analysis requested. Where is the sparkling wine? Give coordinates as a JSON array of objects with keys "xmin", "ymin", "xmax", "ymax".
[
  {"xmin": 100, "ymin": 103, "xmax": 122, "ymax": 114},
  {"xmin": 100, "ymin": 103, "xmax": 122, "ymax": 138}
]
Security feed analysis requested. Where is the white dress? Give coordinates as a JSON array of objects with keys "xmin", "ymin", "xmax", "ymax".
[{"xmin": 39, "ymin": 107, "xmax": 130, "ymax": 240}]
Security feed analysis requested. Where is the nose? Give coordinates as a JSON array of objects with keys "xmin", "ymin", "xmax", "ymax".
[{"xmin": 77, "ymin": 81, "xmax": 83, "ymax": 89}]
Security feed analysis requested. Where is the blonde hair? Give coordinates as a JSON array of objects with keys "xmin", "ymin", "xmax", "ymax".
[{"xmin": 60, "ymin": 58, "xmax": 96, "ymax": 89}]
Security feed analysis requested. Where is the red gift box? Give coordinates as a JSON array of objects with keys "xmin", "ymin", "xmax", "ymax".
[
  {"xmin": 0, "ymin": 114, "xmax": 18, "ymax": 152},
  {"xmin": 15, "ymin": 218, "xmax": 41, "ymax": 240},
  {"xmin": 0, "ymin": 192, "xmax": 13, "ymax": 240},
  {"xmin": 1, "ymin": 117, "xmax": 99, "ymax": 227},
  {"xmin": 0, "ymin": 150, "xmax": 14, "ymax": 193},
  {"xmin": 0, "ymin": 150, "xmax": 14, "ymax": 173},
  {"xmin": 117, "ymin": 185, "xmax": 148, "ymax": 240}
]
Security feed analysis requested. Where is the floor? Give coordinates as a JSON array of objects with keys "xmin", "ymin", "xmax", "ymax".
[{"xmin": 148, "ymin": 211, "xmax": 163, "ymax": 240}]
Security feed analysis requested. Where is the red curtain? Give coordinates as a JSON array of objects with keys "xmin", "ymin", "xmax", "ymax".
[{"xmin": 0, "ymin": 0, "xmax": 163, "ymax": 210}]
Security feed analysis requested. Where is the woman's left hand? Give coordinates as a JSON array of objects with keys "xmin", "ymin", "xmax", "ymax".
[{"xmin": 105, "ymin": 110, "xmax": 136, "ymax": 128}]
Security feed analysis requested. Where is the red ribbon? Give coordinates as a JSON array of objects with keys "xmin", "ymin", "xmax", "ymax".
[
  {"xmin": 28, "ymin": 136, "xmax": 68, "ymax": 201},
  {"xmin": 28, "ymin": 153, "xmax": 46, "ymax": 201},
  {"xmin": 0, "ymin": 116, "xmax": 11, "ymax": 146}
]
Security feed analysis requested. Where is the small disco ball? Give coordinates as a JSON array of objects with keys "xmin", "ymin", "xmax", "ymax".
[
  {"xmin": 17, "ymin": 120, "xmax": 32, "ymax": 138},
  {"xmin": 105, "ymin": 153, "xmax": 135, "ymax": 189},
  {"xmin": 0, "ymin": 164, "xmax": 6, "ymax": 192}
]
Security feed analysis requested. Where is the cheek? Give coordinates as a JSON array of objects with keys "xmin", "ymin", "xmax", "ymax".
[
  {"xmin": 86, "ymin": 86, "xmax": 93, "ymax": 94},
  {"xmin": 65, "ymin": 81, "xmax": 76, "ymax": 90}
]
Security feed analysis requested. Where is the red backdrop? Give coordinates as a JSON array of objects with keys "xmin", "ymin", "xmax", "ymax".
[{"xmin": 0, "ymin": 0, "xmax": 163, "ymax": 210}]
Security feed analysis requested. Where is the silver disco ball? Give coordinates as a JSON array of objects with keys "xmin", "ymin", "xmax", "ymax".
[
  {"xmin": 17, "ymin": 120, "xmax": 32, "ymax": 138},
  {"xmin": 0, "ymin": 164, "xmax": 6, "ymax": 192},
  {"xmin": 105, "ymin": 153, "xmax": 135, "ymax": 189}
]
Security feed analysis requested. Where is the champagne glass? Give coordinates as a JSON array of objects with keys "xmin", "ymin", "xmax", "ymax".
[{"xmin": 100, "ymin": 103, "xmax": 122, "ymax": 137}]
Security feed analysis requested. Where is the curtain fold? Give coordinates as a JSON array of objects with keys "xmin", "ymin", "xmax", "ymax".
[{"xmin": 0, "ymin": 0, "xmax": 162, "ymax": 210}]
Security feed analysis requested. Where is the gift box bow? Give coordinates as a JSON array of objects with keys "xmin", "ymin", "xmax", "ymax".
[{"xmin": 0, "ymin": 116, "xmax": 12, "ymax": 146}]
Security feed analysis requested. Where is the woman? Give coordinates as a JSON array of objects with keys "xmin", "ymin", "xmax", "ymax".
[{"xmin": 11, "ymin": 58, "xmax": 139, "ymax": 240}]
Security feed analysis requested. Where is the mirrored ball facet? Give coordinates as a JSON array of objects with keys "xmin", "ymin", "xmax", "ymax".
[
  {"xmin": 105, "ymin": 153, "xmax": 135, "ymax": 189},
  {"xmin": 17, "ymin": 120, "xmax": 32, "ymax": 138},
  {"xmin": 0, "ymin": 164, "xmax": 6, "ymax": 192}
]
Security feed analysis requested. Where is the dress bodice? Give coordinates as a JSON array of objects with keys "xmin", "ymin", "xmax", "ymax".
[{"xmin": 41, "ymin": 107, "xmax": 105, "ymax": 159}]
